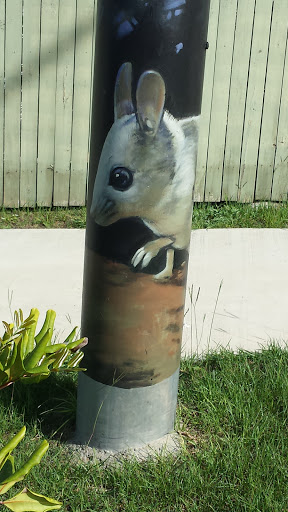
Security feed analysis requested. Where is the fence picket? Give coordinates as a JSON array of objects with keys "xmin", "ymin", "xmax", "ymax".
[
  {"xmin": 20, "ymin": 0, "xmax": 41, "ymax": 207},
  {"xmin": 238, "ymin": 0, "xmax": 274, "ymax": 202},
  {"xmin": 221, "ymin": 0, "xmax": 256, "ymax": 201},
  {"xmin": 3, "ymin": 0, "xmax": 22, "ymax": 207},
  {"xmin": 204, "ymin": 0, "xmax": 238, "ymax": 202},
  {"xmin": 194, "ymin": 0, "xmax": 220, "ymax": 203},
  {"xmin": 255, "ymin": 0, "xmax": 288, "ymax": 201},
  {"xmin": 37, "ymin": 0, "xmax": 59, "ymax": 207},
  {"xmin": 0, "ymin": 1, "xmax": 5, "ymax": 206},
  {"xmin": 53, "ymin": 0, "xmax": 76, "ymax": 207},
  {"xmin": 272, "ymin": 29, "xmax": 288, "ymax": 202},
  {"xmin": 69, "ymin": 0, "xmax": 96, "ymax": 206}
]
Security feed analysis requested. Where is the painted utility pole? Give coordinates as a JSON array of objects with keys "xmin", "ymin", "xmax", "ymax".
[{"xmin": 76, "ymin": 0, "xmax": 210, "ymax": 452}]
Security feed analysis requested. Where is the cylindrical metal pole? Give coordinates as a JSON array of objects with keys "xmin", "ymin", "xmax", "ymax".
[{"xmin": 76, "ymin": 0, "xmax": 210, "ymax": 451}]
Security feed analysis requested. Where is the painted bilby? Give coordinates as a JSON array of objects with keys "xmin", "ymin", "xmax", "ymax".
[{"xmin": 90, "ymin": 62, "xmax": 199, "ymax": 280}]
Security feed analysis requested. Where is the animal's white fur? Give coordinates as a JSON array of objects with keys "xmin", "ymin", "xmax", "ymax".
[{"xmin": 90, "ymin": 66, "xmax": 199, "ymax": 278}]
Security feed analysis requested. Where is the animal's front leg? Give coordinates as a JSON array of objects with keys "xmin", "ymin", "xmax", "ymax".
[
  {"xmin": 131, "ymin": 237, "xmax": 173, "ymax": 272},
  {"xmin": 154, "ymin": 248, "xmax": 175, "ymax": 280}
]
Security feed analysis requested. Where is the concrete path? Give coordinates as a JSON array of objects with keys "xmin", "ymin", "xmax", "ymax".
[{"xmin": 0, "ymin": 229, "xmax": 287, "ymax": 355}]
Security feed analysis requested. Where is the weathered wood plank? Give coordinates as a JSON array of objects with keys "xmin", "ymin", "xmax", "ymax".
[
  {"xmin": 204, "ymin": 0, "xmax": 238, "ymax": 202},
  {"xmin": 255, "ymin": 0, "xmax": 288, "ymax": 201},
  {"xmin": 0, "ymin": 1, "xmax": 5, "ymax": 207},
  {"xmin": 272, "ymin": 29, "xmax": 288, "ymax": 201},
  {"xmin": 20, "ymin": 0, "xmax": 41, "ymax": 207},
  {"xmin": 69, "ymin": 0, "xmax": 96, "ymax": 206},
  {"xmin": 37, "ymin": 0, "xmax": 59, "ymax": 207},
  {"xmin": 3, "ymin": 0, "xmax": 22, "ymax": 207},
  {"xmin": 194, "ymin": 0, "xmax": 219, "ymax": 203},
  {"xmin": 53, "ymin": 0, "xmax": 77, "ymax": 207},
  {"xmin": 85, "ymin": 0, "xmax": 97, "ymax": 207},
  {"xmin": 238, "ymin": 0, "xmax": 274, "ymax": 202},
  {"xmin": 222, "ymin": 0, "xmax": 256, "ymax": 201}
]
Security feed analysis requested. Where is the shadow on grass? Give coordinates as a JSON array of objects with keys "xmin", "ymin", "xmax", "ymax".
[{"xmin": 0, "ymin": 372, "xmax": 78, "ymax": 441}]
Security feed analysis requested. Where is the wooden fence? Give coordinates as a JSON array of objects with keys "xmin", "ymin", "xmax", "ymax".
[
  {"xmin": 195, "ymin": 0, "xmax": 288, "ymax": 203},
  {"xmin": 0, "ymin": 0, "xmax": 97, "ymax": 208},
  {"xmin": 0, "ymin": 0, "xmax": 287, "ymax": 207}
]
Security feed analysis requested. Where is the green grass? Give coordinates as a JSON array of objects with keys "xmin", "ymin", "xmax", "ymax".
[
  {"xmin": 192, "ymin": 201, "xmax": 288, "ymax": 229},
  {"xmin": 1, "ymin": 345, "xmax": 288, "ymax": 511},
  {"xmin": 0, "ymin": 207, "xmax": 86, "ymax": 229},
  {"xmin": 1, "ymin": 202, "xmax": 288, "ymax": 229}
]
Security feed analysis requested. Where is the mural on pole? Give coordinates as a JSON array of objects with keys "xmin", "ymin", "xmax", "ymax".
[
  {"xmin": 81, "ymin": 0, "xmax": 210, "ymax": 389},
  {"xmin": 90, "ymin": 62, "xmax": 199, "ymax": 280}
]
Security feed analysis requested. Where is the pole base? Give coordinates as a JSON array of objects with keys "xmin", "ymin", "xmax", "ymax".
[{"xmin": 75, "ymin": 368, "xmax": 180, "ymax": 452}]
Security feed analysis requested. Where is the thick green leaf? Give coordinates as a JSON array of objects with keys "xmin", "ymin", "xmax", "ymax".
[
  {"xmin": 0, "ymin": 427, "xmax": 26, "ymax": 468},
  {"xmin": 63, "ymin": 326, "xmax": 77, "ymax": 344},
  {"xmin": 5, "ymin": 340, "xmax": 19, "ymax": 377},
  {"xmin": 2, "ymin": 323, "xmax": 13, "ymax": 337},
  {"xmin": 6, "ymin": 334, "xmax": 24, "ymax": 380},
  {"xmin": 1, "ymin": 441, "xmax": 49, "ymax": 494},
  {"xmin": 25, "ymin": 364, "xmax": 51, "ymax": 376},
  {"xmin": 25, "ymin": 352, "xmax": 56, "ymax": 377},
  {"xmin": 0, "ymin": 345, "xmax": 11, "ymax": 370},
  {"xmin": 8, "ymin": 338, "xmax": 26, "ymax": 382},
  {"xmin": 1, "ymin": 308, "xmax": 87, "ymax": 385},
  {"xmin": 66, "ymin": 337, "xmax": 88, "ymax": 352},
  {"xmin": 19, "ymin": 310, "xmax": 23, "ymax": 324},
  {"xmin": 26, "ymin": 309, "xmax": 39, "ymax": 354},
  {"xmin": 20, "ymin": 320, "xmax": 35, "ymax": 329},
  {"xmin": 50, "ymin": 348, "xmax": 69, "ymax": 369},
  {"xmin": 24, "ymin": 330, "xmax": 51, "ymax": 371},
  {"xmin": 35, "ymin": 311, "xmax": 56, "ymax": 345},
  {"xmin": 1, "ymin": 487, "xmax": 62, "ymax": 512},
  {"xmin": 44, "ymin": 344, "xmax": 66, "ymax": 354},
  {"xmin": 66, "ymin": 351, "xmax": 84, "ymax": 368},
  {"xmin": 21, "ymin": 309, "xmax": 37, "ymax": 327},
  {"xmin": 20, "ymin": 332, "xmax": 29, "ymax": 361}
]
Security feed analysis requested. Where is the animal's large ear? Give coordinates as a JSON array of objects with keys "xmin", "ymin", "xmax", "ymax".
[
  {"xmin": 114, "ymin": 62, "xmax": 134, "ymax": 120},
  {"xmin": 136, "ymin": 70, "xmax": 165, "ymax": 136}
]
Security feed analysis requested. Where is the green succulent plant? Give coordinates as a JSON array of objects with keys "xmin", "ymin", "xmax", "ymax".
[
  {"xmin": 0, "ymin": 309, "xmax": 88, "ymax": 509},
  {"xmin": 0, "ymin": 308, "xmax": 88, "ymax": 390},
  {"xmin": 0, "ymin": 427, "xmax": 61, "ymax": 511}
]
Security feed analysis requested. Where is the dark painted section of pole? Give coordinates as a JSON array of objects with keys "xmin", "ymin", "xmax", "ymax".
[{"xmin": 76, "ymin": 0, "xmax": 210, "ymax": 451}]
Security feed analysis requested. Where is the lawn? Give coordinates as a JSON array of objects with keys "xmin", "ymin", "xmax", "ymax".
[
  {"xmin": 0, "ymin": 202, "xmax": 288, "ymax": 229},
  {"xmin": 1, "ymin": 202, "xmax": 287, "ymax": 511},
  {"xmin": 1, "ymin": 345, "xmax": 288, "ymax": 511}
]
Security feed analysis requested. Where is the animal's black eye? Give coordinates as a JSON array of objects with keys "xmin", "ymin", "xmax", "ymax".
[{"xmin": 109, "ymin": 167, "xmax": 133, "ymax": 191}]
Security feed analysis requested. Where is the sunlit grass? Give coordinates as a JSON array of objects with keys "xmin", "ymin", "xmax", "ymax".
[
  {"xmin": 0, "ymin": 207, "xmax": 86, "ymax": 229},
  {"xmin": 1, "ymin": 202, "xmax": 288, "ymax": 229},
  {"xmin": 192, "ymin": 201, "xmax": 288, "ymax": 229}
]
